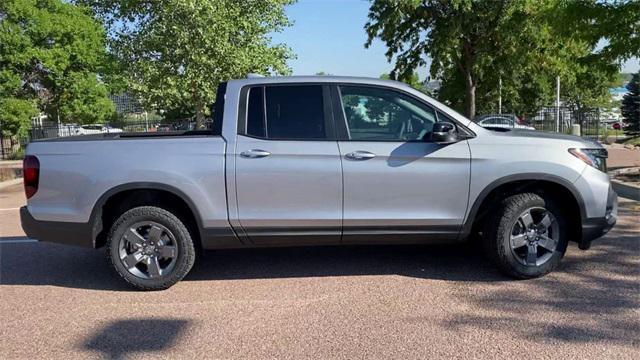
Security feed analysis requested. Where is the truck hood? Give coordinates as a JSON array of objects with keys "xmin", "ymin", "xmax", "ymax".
[{"xmin": 487, "ymin": 129, "xmax": 602, "ymax": 148}]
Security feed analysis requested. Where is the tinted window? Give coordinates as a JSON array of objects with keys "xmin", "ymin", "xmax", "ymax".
[
  {"xmin": 265, "ymin": 85, "xmax": 325, "ymax": 139},
  {"xmin": 339, "ymin": 86, "xmax": 437, "ymax": 141},
  {"xmin": 246, "ymin": 87, "xmax": 265, "ymax": 138},
  {"xmin": 245, "ymin": 85, "xmax": 326, "ymax": 140}
]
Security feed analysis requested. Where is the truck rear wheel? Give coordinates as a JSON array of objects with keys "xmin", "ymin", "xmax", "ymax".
[
  {"xmin": 106, "ymin": 206, "xmax": 196, "ymax": 290},
  {"xmin": 484, "ymin": 192, "xmax": 568, "ymax": 279}
]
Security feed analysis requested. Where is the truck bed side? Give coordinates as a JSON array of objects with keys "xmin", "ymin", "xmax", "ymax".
[{"xmin": 25, "ymin": 136, "xmax": 233, "ymax": 247}]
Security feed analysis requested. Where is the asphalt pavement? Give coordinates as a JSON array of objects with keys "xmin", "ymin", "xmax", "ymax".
[{"xmin": 1, "ymin": 182, "xmax": 638, "ymax": 359}]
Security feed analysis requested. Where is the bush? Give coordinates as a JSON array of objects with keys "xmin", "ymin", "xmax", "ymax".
[{"xmin": 7, "ymin": 147, "xmax": 25, "ymax": 160}]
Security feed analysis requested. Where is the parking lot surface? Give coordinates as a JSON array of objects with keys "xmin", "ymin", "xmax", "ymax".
[{"xmin": 1, "ymin": 182, "xmax": 638, "ymax": 359}]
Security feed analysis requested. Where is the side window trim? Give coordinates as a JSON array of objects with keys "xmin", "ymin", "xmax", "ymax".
[
  {"xmin": 335, "ymin": 86, "xmax": 351, "ymax": 139},
  {"xmin": 261, "ymin": 86, "xmax": 268, "ymax": 138},
  {"xmin": 331, "ymin": 85, "xmax": 350, "ymax": 140},
  {"xmin": 237, "ymin": 83, "xmax": 336, "ymax": 141}
]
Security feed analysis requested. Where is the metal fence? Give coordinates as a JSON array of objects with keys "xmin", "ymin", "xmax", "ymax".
[
  {"xmin": 1, "ymin": 121, "xmax": 186, "ymax": 159},
  {"xmin": 0, "ymin": 106, "xmax": 606, "ymax": 160},
  {"xmin": 0, "ymin": 133, "xmax": 28, "ymax": 160},
  {"xmin": 526, "ymin": 106, "xmax": 602, "ymax": 139},
  {"xmin": 28, "ymin": 122, "xmax": 161, "ymax": 142}
]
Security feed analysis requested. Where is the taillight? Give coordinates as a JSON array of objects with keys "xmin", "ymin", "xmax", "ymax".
[{"xmin": 23, "ymin": 155, "xmax": 40, "ymax": 199}]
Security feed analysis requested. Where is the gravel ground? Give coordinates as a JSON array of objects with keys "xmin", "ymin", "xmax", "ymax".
[{"xmin": 0, "ymin": 183, "xmax": 638, "ymax": 359}]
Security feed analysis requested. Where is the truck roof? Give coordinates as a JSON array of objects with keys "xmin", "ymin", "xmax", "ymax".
[{"xmin": 231, "ymin": 75, "xmax": 408, "ymax": 88}]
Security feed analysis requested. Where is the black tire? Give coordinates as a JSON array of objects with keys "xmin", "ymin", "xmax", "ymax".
[
  {"xmin": 107, "ymin": 206, "xmax": 196, "ymax": 290},
  {"xmin": 483, "ymin": 192, "xmax": 568, "ymax": 279}
]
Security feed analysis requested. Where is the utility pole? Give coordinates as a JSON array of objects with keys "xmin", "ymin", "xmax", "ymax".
[
  {"xmin": 555, "ymin": 76, "xmax": 560, "ymax": 132},
  {"xmin": 498, "ymin": 77, "xmax": 502, "ymax": 115}
]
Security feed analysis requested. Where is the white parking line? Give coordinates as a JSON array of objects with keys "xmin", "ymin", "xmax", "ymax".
[
  {"xmin": 0, "ymin": 208, "xmax": 21, "ymax": 211},
  {"xmin": 0, "ymin": 238, "xmax": 38, "ymax": 244}
]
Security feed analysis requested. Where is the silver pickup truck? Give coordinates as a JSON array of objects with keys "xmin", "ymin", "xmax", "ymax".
[{"xmin": 20, "ymin": 76, "xmax": 617, "ymax": 290}]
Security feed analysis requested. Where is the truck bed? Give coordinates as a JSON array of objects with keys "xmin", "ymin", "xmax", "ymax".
[{"xmin": 25, "ymin": 136, "xmax": 230, "ymax": 231}]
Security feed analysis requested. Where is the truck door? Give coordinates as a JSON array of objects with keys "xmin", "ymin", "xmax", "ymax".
[
  {"xmin": 234, "ymin": 84, "xmax": 342, "ymax": 245},
  {"xmin": 333, "ymin": 85, "xmax": 471, "ymax": 243}
]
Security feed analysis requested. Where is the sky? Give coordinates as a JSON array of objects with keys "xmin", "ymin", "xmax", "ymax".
[{"xmin": 271, "ymin": 0, "xmax": 639, "ymax": 79}]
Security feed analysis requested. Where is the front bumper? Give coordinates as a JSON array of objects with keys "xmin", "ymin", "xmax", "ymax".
[
  {"xmin": 578, "ymin": 186, "xmax": 618, "ymax": 250},
  {"xmin": 20, "ymin": 206, "xmax": 94, "ymax": 248}
]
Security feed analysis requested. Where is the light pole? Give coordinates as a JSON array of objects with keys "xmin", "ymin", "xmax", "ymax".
[
  {"xmin": 498, "ymin": 77, "xmax": 502, "ymax": 115},
  {"xmin": 555, "ymin": 76, "xmax": 560, "ymax": 132}
]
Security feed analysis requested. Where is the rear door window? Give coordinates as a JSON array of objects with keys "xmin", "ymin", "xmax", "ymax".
[{"xmin": 246, "ymin": 85, "xmax": 327, "ymax": 140}]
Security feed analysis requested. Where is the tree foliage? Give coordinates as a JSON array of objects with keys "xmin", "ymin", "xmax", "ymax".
[
  {"xmin": 380, "ymin": 72, "xmax": 427, "ymax": 93},
  {"xmin": 0, "ymin": 0, "xmax": 115, "ymax": 132},
  {"xmin": 0, "ymin": 98, "xmax": 38, "ymax": 137},
  {"xmin": 621, "ymin": 72, "xmax": 640, "ymax": 132},
  {"xmin": 559, "ymin": 0, "xmax": 639, "ymax": 63},
  {"xmin": 365, "ymin": 0, "xmax": 626, "ymax": 119},
  {"xmin": 81, "ymin": 0, "xmax": 296, "ymax": 126}
]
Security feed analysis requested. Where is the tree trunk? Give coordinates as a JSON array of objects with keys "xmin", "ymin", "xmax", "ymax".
[
  {"xmin": 459, "ymin": 40, "xmax": 476, "ymax": 120},
  {"xmin": 464, "ymin": 71, "xmax": 476, "ymax": 120},
  {"xmin": 195, "ymin": 99, "xmax": 205, "ymax": 129}
]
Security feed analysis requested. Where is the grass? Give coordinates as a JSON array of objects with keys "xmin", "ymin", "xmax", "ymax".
[{"xmin": 623, "ymin": 136, "xmax": 640, "ymax": 146}]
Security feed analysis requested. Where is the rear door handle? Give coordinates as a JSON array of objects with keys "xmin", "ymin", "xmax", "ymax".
[
  {"xmin": 345, "ymin": 151, "xmax": 376, "ymax": 160},
  {"xmin": 240, "ymin": 149, "xmax": 271, "ymax": 159}
]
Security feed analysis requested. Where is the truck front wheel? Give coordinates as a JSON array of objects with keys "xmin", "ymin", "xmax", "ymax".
[
  {"xmin": 106, "ymin": 206, "xmax": 196, "ymax": 290},
  {"xmin": 484, "ymin": 192, "xmax": 569, "ymax": 279}
]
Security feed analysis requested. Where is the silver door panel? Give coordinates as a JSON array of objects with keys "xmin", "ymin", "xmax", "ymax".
[
  {"xmin": 235, "ymin": 135, "xmax": 342, "ymax": 244},
  {"xmin": 339, "ymin": 141, "xmax": 471, "ymax": 229}
]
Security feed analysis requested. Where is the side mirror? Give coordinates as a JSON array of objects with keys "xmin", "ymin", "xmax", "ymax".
[{"xmin": 431, "ymin": 122, "xmax": 458, "ymax": 144}]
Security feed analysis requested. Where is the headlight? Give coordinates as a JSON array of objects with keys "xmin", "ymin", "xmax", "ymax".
[{"xmin": 568, "ymin": 148, "xmax": 607, "ymax": 172}]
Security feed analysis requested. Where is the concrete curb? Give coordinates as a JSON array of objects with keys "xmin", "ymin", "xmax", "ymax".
[
  {"xmin": 0, "ymin": 178, "xmax": 22, "ymax": 192},
  {"xmin": 612, "ymin": 180, "xmax": 640, "ymax": 201}
]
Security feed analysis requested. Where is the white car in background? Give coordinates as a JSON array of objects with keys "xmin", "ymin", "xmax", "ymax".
[
  {"xmin": 57, "ymin": 124, "xmax": 80, "ymax": 137},
  {"xmin": 74, "ymin": 124, "xmax": 123, "ymax": 135},
  {"xmin": 476, "ymin": 115, "xmax": 536, "ymax": 131},
  {"xmin": 102, "ymin": 125, "xmax": 123, "ymax": 134}
]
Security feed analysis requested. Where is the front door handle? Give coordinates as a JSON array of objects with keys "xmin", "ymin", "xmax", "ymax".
[
  {"xmin": 240, "ymin": 149, "xmax": 271, "ymax": 159},
  {"xmin": 345, "ymin": 151, "xmax": 376, "ymax": 161}
]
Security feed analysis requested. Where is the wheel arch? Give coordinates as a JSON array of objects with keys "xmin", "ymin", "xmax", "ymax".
[
  {"xmin": 89, "ymin": 182, "xmax": 204, "ymax": 249},
  {"xmin": 462, "ymin": 173, "xmax": 585, "ymax": 242}
]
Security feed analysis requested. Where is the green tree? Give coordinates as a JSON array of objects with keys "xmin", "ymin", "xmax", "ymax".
[
  {"xmin": 380, "ymin": 72, "xmax": 428, "ymax": 93},
  {"xmin": 621, "ymin": 73, "xmax": 639, "ymax": 133},
  {"xmin": 58, "ymin": 73, "xmax": 116, "ymax": 124},
  {"xmin": 0, "ymin": 98, "xmax": 38, "ymax": 137},
  {"xmin": 81, "ymin": 0, "xmax": 295, "ymax": 128},
  {"xmin": 0, "ymin": 0, "xmax": 115, "ymax": 127},
  {"xmin": 365, "ymin": 0, "xmax": 622, "ymax": 119},
  {"xmin": 366, "ymin": 0, "xmax": 531, "ymax": 118},
  {"xmin": 560, "ymin": 1, "xmax": 639, "ymax": 64}
]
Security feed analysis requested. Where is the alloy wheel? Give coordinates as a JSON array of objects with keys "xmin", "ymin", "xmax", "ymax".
[
  {"xmin": 118, "ymin": 221, "xmax": 178, "ymax": 279},
  {"xmin": 509, "ymin": 207, "xmax": 560, "ymax": 267}
]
